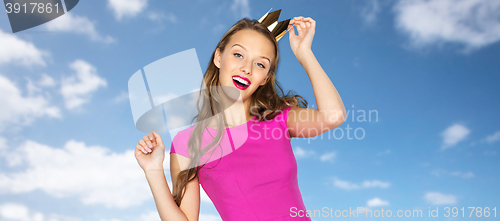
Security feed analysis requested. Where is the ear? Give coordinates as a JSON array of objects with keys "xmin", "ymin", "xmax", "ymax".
[{"xmin": 213, "ymin": 48, "xmax": 221, "ymax": 68}]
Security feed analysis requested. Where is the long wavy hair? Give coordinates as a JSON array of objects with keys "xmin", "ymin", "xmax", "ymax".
[{"xmin": 172, "ymin": 18, "xmax": 308, "ymax": 207}]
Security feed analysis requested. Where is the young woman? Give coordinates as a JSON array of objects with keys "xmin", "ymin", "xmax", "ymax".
[{"xmin": 135, "ymin": 15, "xmax": 346, "ymax": 221}]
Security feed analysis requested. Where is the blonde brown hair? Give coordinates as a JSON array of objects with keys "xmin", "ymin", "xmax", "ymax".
[{"xmin": 172, "ymin": 18, "xmax": 307, "ymax": 206}]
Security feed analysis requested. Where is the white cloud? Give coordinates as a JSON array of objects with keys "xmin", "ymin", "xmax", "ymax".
[
  {"xmin": 293, "ymin": 146, "xmax": 315, "ymax": 159},
  {"xmin": 153, "ymin": 93, "xmax": 179, "ymax": 105},
  {"xmin": 293, "ymin": 147, "xmax": 340, "ymax": 163},
  {"xmin": 102, "ymin": 211, "xmax": 220, "ymax": 221},
  {"xmin": 0, "ymin": 74, "xmax": 61, "ymax": 132},
  {"xmin": 431, "ymin": 169, "xmax": 474, "ymax": 178},
  {"xmin": 320, "ymin": 151, "xmax": 336, "ymax": 163},
  {"xmin": 440, "ymin": 123, "xmax": 470, "ymax": 150},
  {"xmin": 393, "ymin": 0, "xmax": 500, "ymax": 53},
  {"xmin": 449, "ymin": 171, "xmax": 474, "ymax": 178},
  {"xmin": 231, "ymin": 0, "xmax": 250, "ymax": 18},
  {"xmin": 333, "ymin": 178, "xmax": 358, "ymax": 190},
  {"xmin": 60, "ymin": 60, "xmax": 107, "ymax": 110},
  {"xmin": 367, "ymin": 197, "xmax": 389, "ymax": 207},
  {"xmin": 377, "ymin": 149, "xmax": 391, "ymax": 156},
  {"xmin": 362, "ymin": 180, "xmax": 391, "ymax": 188},
  {"xmin": 108, "ymin": 0, "xmax": 148, "ymax": 21},
  {"xmin": 212, "ymin": 24, "xmax": 225, "ymax": 35},
  {"xmin": 333, "ymin": 177, "xmax": 391, "ymax": 190},
  {"xmin": 167, "ymin": 116, "xmax": 188, "ymax": 131},
  {"xmin": 483, "ymin": 150, "xmax": 497, "ymax": 156},
  {"xmin": 113, "ymin": 91, "xmax": 129, "ymax": 103},
  {"xmin": 137, "ymin": 211, "xmax": 160, "ymax": 221},
  {"xmin": 25, "ymin": 74, "xmax": 57, "ymax": 96},
  {"xmin": 200, "ymin": 186, "xmax": 212, "ymax": 204},
  {"xmin": 361, "ymin": 0, "xmax": 381, "ymax": 25},
  {"xmin": 0, "ymin": 29, "xmax": 48, "ymax": 66},
  {"xmin": 38, "ymin": 73, "xmax": 56, "ymax": 87},
  {"xmin": 0, "ymin": 203, "xmax": 32, "ymax": 221},
  {"xmin": 424, "ymin": 192, "xmax": 457, "ymax": 205},
  {"xmin": 484, "ymin": 131, "xmax": 500, "ymax": 144},
  {"xmin": 45, "ymin": 13, "xmax": 114, "ymax": 43},
  {"xmin": 199, "ymin": 214, "xmax": 222, "ymax": 221},
  {"xmin": 0, "ymin": 137, "xmax": 6, "ymax": 151},
  {"xmin": 0, "ymin": 139, "xmax": 162, "ymax": 208},
  {"xmin": 147, "ymin": 11, "xmax": 177, "ymax": 23},
  {"xmin": 0, "ymin": 202, "xmax": 80, "ymax": 221},
  {"xmin": 25, "ymin": 79, "xmax": 38, "ymax": 97}
]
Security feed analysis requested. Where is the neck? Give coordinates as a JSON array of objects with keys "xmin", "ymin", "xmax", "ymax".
[
  {"xmin": 223, "ymin": 99, "xmax": 251, "ymax": 127},
  {"xmin": 210, "ymin": 85, "xmax": 253, "ymax": 128}
]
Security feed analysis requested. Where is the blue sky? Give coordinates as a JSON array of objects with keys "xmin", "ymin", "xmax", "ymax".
[{"xmin": 0, "ymin": 0, "xmax": 499, "ymax": 220}]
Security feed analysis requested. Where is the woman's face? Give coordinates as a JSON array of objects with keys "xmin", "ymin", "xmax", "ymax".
[{"xmin": 214, "ymin": 29, "xmax": 275, "ymax": 103}]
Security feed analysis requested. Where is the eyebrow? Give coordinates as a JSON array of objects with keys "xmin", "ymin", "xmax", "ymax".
[{"xmin": 231, "ymin": 44, "xmax": 271, "ymax": 63}]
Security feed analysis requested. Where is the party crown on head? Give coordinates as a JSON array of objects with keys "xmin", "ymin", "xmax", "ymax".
[{"xmin": 257, "ymin": 9, "xmax": 290, "ymax": 42}]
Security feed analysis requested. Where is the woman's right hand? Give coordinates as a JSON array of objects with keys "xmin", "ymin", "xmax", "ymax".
[{"xmin": 135, "ymin": 129, "xmax": 165, "ymax": 172}]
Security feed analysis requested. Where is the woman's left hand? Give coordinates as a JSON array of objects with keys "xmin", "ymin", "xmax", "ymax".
[{"xmin": 288, "ymin": 17, "xmax": 316, "ymax": 61}]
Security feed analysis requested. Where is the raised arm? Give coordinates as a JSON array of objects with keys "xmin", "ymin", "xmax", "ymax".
[
  {"xmin": 135, "ymin": 130, "xmax": 200, "ymax": 221},
  {"xmin": 287, "ymin": 17, "xmax": 346, "ymax": 138}
]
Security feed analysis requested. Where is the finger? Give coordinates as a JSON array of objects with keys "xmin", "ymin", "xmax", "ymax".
[
  {"xmin": 301, "ymin": 17, "xmax": 314, "ymax": 27},
  {"xmin": 304, "ymin": 18, "xmax": 311, "ymax": 28},
  {"xmin": 299, "ymin": 21, "xmax": 306, "ymax": 29},
  {"xmin": 306, "ymin": 17, "xmax": 316, "ymax": 28},
  {"xmin": 288, "ymin": 25, "xmax": 297, "ymax": 39},
  {"xmin": 136, "ymin": 144, "xmax": 148, "ymax": 155},
  {"xmin": 148, "ymin": 133, "xmax": 157, "ymax": 147},
  {"xmin": 292, "ymin": 19, "xmax": 306, "ymax": 30},
  {"xmin": 143, "ymin": 136, "xmax": 153, "ymax": 152},
  {"xmin": 288, "ymin": 24, "xmax": 296, "ymax": 37},
  {"xmin": 139, "ymin": 139, "xmax": 152, "ymax": 153},
  {"xmin": 139, "ymin": 140, "xmax": 151, "ymax": 154},
  {"xmin": 152, "ymin": 129, "xmax": 164, "ymax": 148},
  {"xmin": 302, "ymin": 17, "xmax": 316, "ymax": 28}
]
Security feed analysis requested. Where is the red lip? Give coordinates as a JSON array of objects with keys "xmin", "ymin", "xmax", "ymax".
[{"xmin": 232, "ymin": 75, "xmax": 251, "ymax": 90}]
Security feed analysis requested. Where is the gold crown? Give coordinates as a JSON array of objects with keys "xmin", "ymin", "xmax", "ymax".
[{"xmin": 257, "ymin": 9, "xmax": 290, "ymax": 42}]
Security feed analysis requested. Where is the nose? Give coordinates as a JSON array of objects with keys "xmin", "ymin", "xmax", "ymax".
[{"xmin": 240, "ymin": 60, "xmax": 252, "ymax": 75}]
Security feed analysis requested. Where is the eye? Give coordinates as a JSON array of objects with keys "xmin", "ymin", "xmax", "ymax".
[
  {"xmin": 256, "ymin": 63, "xmax": 266, "ymax": 69},
  {"xmin": 233, "ymin": 53, "xmax": 243, "ymax": 58}
]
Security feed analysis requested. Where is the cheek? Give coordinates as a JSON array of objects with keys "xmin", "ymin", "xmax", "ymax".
[
  {"xmin": 220, "ymin": 56, "xmax": 239, "ymax": 70},
  {"xmin": 252, "ymin": 74, "xmax": 268, "ymax": 87},
  {"xmin": 218, "ymin": 59, "xmax": 233, "ymax": 78}
]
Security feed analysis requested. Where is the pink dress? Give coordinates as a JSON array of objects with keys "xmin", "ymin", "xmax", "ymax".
[{"xmin": 170, "ymin": 106, "xmax": 311, "ymax": 220}]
